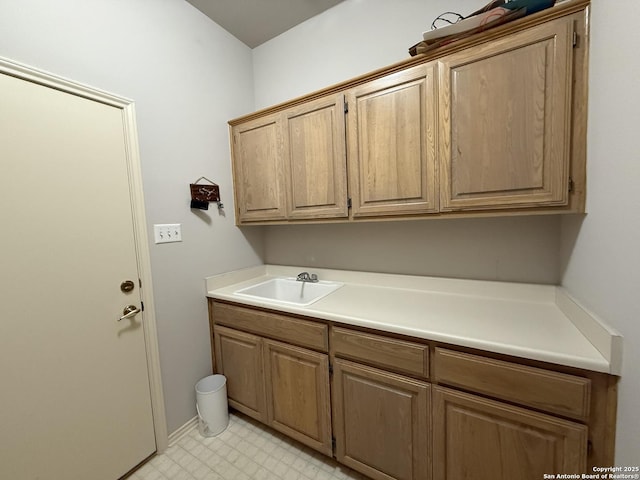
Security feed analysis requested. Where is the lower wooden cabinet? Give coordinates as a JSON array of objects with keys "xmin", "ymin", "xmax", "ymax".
[
  {"xmin": 213, "ymin": 320, "xmax": 332, "ymax": 455},
  {"xmin": 433, "ymin": 386, "xmax": 588, "ymax": 480},
  {"xmin": 209, "ymin": 300, "xmax": 615, "ymax": 480},
  {"xmin": 332, "ymin": 359, "xmax": 431, "ymax": 480},
  {"xmin": 213, "ymin": 325, "xmax": 266, "ymax": 422},
  {"xmin": 263, "ymin": 339, "xmax": 332, "ymax": 456}
]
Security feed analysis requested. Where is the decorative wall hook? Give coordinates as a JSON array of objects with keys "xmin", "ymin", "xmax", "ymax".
[{"xmin": 190, "ymin": 177, "xmax": 223, "ymax": 210}]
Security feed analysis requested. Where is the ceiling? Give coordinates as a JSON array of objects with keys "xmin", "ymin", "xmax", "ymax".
[{"xmin": 186, "ymin": 0, "xmax": 345, "ymax": 48}]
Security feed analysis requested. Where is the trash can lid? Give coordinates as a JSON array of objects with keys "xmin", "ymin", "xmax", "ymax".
[{"xmin": 195, "ymin": 374, "xmax": 226, "ymax": 394}]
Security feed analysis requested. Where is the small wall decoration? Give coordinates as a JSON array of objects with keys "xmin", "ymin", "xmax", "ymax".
[{"xmin": 190, "ymin": 177, "xmax": 223, "ymax": 210}]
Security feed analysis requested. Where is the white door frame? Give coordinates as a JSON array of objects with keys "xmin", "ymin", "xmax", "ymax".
[{"xmin": 0, "ymin": 56, "xmax": 169, "ymax": 453}]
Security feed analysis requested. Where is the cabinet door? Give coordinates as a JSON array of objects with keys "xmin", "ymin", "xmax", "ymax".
[
  {"xmin": 332, "ymin": 359, "xmax": 431, "ymax": 480},
  {"xmin": 347, "ymin": 63, "xmax": 438, "ymax": 217},
  {"xmin": 214, "ymin": 325, "xmax": 266, "ymax": 422},
  {"xmin": 231, "ymin": 113, "xmax": 287, "ymax": 222},
  {"xmin": 283, "ymin": 94, "xmax": 348, "ymax": 219},
  {"xmin": 438, "ymin": 17, "xmax": 574, "ymax": 210},
  {"xmin": 433, "ymin": 387, "xmax": 587, "ymax": 480},
  {"xmin": 263, "ymin": 339, "xmax": 332, "ymax": 456}
]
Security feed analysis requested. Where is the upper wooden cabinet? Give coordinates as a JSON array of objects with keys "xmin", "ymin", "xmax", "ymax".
[
  {"xmin": 283, "ymin": 94, "xmax": 348, "ymax": 219},
  {"xmin": 231, "ymin": 93, "xmax": 348, "ymax": 223},
  {"xmin": 228, "ymin": 1, "xmax": 589, "ymax": 224},
  {"xmin": 438, "ymin": 16, "xmax": 575, "ymax": 211},
  {"xmin": 231, "ymin": 113, "xmax": 287, "ymax": 223},
  {"xmin": 347, "ymin": 63, "xmax": 438, "ymax": 217}
]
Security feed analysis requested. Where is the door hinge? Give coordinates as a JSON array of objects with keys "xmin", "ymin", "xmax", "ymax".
[
  {"xmin": 329, "ymin": 362, "xmax": 334, "ymax": 376},
  {"xmin": 332, "ymin": 436, "xmax": 337, "ymax": 452},
  {"xmin": 141, "ymin": 301, "xmax": 145, "ymax": 312},
  {"xmin": 573, "ymin": 31, "xmax": 578, "ymax": 47},
  {"xmin": 139, "ymin": 278, "xmax": 142, "ymax": 288},
  {"xmin": 347, "ymin": 197, "xmax": 352, "ymax": 209},
  {"xmin": 344, "ymin": 101, "xmax": 349, "ymax": 114},
  {"xmin": 568, "ymin": 177, "xmax": 575, "ymax": 193}
]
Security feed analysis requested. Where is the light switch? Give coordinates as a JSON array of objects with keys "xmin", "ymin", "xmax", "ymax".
[{"xmin": 154, "ymin": 224, "xmax": 182, "ymax": 244}]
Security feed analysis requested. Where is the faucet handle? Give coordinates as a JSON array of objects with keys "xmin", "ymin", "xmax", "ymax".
[{"xmin": 296, "ymin": 272, "xmax": 318, "ymax": 282}]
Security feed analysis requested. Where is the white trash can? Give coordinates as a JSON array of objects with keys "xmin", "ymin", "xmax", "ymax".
[{"xmin": 195, "ymin": 374, "xmax": 229, "ymax": 437}]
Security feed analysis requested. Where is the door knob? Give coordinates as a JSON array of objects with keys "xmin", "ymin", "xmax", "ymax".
[
  {"xmin": 119, "ymin": 305, "xmax": 141, "ymax": 321},
  {"xmin": 120, "ymin": 280, "xmax": 135, "ymax": 293}
]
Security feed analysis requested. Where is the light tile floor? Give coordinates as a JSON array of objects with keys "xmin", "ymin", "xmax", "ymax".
[{"xmin": 130, "ymin": 412, "xmax": 369, "ymax": 480}]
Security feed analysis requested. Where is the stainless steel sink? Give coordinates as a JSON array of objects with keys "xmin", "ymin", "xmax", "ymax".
[{"xmin": 234, "ymin": 277, "xmax": 343, "ymax": 306}]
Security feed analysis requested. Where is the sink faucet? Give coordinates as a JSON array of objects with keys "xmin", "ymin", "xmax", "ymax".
[{"xmin": 296, "ymin": 272, "xmax": 318, "ymax": 283}]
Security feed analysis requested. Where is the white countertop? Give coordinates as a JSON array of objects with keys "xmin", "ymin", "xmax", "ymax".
[{"xmin": 206, "ymin": 265, "xmax": 622, "ymax": 375}]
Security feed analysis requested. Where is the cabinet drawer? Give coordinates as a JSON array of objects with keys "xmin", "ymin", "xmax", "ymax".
[
  {"xmin": 331, "ymin": 327, "xmax": 429, "ymax": 379},
  {"xmin": 434, "ymin": 348, "xmax": 591, "ymax": 420},
  {"xmin": 212, "ymin": 302, "xmax": 328, "ymax": 352}
]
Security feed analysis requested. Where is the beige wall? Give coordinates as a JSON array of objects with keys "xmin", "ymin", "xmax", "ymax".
[
  {"xmin": 559, "ymin": 0, "xmax": 640, "ymax": 465},
  {"xmin": 0, "ymin": 0, "xmax": 263, "ymax": 434},
  {"xmin": 265, "ymin": 216, "xmax": 561, "ymax": 284}
]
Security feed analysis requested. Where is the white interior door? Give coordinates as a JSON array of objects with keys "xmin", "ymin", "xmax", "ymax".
[{"xmin": 0, "ymin": 70, "xmax": 156, "ymax": 479}]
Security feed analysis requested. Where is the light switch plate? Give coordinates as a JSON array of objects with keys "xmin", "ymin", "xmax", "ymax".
[{"xmin": 154, "ymin": 224, "xmax": 182, "ymax": 244}]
